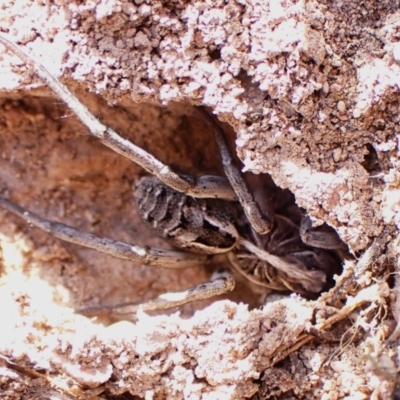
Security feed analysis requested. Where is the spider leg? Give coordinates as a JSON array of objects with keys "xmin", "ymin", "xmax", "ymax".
[
  {"xmin": 0, "ymin": 197, "xmax": 211, "ymax": 269},
  {"xmin": 300, "ymin": 216, "xmax": 348, "ymax": 251},
  {"xmin": 227, "ymin": 251, "xmax": 286, "ymax": 291},
  {"xmin": 198, "ymin": 108, "xmax": 273, "ymax": 235},
  {"xmin": 239, "ymin": 237, "xmax": 328, "ymax": 293},
  {"xmin": 0, "ymin": 34, "xmax": 236, "ymax": 202},
  {"xmin": 79, "ymin": 268, "xmax": 235, "ymax": 318}
]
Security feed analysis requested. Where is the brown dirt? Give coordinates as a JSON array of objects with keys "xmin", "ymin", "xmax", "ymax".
[{"xmin": 0, "ymin": 1, "xmax": 399, "ymax": 399}]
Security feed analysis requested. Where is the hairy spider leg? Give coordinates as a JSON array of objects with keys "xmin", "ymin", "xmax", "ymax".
[
  {"xmin": 198, "ymin": 108, "xmax": 273, "ymax": 235},
  {"xmin": 80, "ymin": 269, "xmax": 235, "ymax": 318},
  {"xmin": 0, "ymin": 34, "xmax": 235, "ymax": 201},
  {"xmin": 0, "ymin": 197, "xmax": 236, "ymax": 316}
]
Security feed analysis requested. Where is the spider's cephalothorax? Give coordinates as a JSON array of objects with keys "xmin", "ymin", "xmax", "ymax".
[{"xmin": 135, "ymin": 176, "xmax": 343, "ymax": 297}]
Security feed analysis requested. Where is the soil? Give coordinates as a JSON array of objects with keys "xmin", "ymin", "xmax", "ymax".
[{"xmin": 0, "ymin": 1, "xmax": 399, "ymax": 399}]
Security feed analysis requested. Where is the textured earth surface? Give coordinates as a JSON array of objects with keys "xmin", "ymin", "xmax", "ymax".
[{"xmin": 0, "ymin": 1, "xmax": 399, "ymax": 399}]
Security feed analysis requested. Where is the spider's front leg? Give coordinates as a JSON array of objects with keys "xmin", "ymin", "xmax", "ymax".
[
  {"xmin": 0, "ymin": 34, "xmax": 236, "ymax": 203},
  {"xmin": 198, "ymin": 108, "xmax": 273, "ymax": 236},
  {"xmin": 300, "ymin": 216, "xmax": 349, "ymax": 252}
]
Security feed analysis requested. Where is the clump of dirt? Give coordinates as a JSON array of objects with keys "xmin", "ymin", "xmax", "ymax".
[{"xmin": 0, "ymin": 1, "xmax": 399, "ymax": 399}]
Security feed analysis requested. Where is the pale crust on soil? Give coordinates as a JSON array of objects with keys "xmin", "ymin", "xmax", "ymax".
[{"xmin": 0, "ymin": 1, "xmax": 399, "ymax": 399}]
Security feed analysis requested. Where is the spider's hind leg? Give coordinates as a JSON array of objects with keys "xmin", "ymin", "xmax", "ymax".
[
  {"xmin": 0, "ymin": 196, "xmax": 211, "ymax": 269},
  {"xmin": 0, "ymin": 196, "xmax": 236, "ymax": 318},
  {"xmin": 80, "ymin": 268, "xmax": 235, "ymax": 319}
]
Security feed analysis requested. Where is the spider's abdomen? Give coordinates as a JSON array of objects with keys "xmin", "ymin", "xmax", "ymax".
[{"xmin": 134, "ymin": 176, "xmax": 238, "ymax": 254}]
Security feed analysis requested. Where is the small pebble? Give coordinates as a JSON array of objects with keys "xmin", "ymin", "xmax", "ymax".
[
  {"xmin": 337, "ymin": 101, "xmax": 346, "ymax": 113},
  {"xmin": 353, "ymin": 108, "xmax": 361, "ymax": 118},
  {"xmin": 332, "ymin": 148, "xmax": 342, "ymax": 162}
]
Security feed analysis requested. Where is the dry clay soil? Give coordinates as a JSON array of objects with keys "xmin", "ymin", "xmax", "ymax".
[{"xmin": 0, "ymin": 1, "xmax": 400, "ymax": 399}]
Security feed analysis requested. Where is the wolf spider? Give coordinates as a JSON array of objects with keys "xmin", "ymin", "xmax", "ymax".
[{"xmin": 0, "ymin": 35, "xmax": 346, "ymax": 318}]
